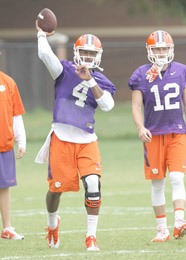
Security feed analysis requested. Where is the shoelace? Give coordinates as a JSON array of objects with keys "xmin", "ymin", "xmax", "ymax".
[
  {"xmin": 86, "ymin": 236, "xmax": 97, "ymax": 247},
  {"xmin": 45, "ymin": 227, "xmax": 58, "ymax": 244},
  {"xmin": 155, "ymin": 227, "xmax": 168, "ymax": 238},
  {"xmin": 175, "ymin": 219, "xmax": 186, "ymax": 229}
]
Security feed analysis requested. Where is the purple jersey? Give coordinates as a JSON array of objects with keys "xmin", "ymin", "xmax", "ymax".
[
  {"xmin": 129, "ymin": 62, "xmax": 186, "ymax": 135},
  {"xmin": 53, "ymin": 60, "xmax": 116, "ymax": 133}
]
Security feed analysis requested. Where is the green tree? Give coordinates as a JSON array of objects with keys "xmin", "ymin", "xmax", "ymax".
[{"xmin": 85, "ymin": 0, "xmax": 186, "ymax": 21}]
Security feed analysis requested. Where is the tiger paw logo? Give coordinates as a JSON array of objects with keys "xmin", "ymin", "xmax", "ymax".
[
  {"xmin": 152, "ymin": 168, "xmax": 158, "ymax": 174},
  {"xmin": 0, "ymin": 85, "xmax": 6, "ymax": 92},
  {"xmin": 55, "ymin": 182, "xmax": 61, "ymax": 188}
]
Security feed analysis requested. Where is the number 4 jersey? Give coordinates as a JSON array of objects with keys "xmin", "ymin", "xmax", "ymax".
[
  {"xmin": 52, "ymin": 60, "xmax": 116, "ymax": 133},
  {"xmin": 128, "ymin": 62, "xmax": 186, "ymax": 135}
]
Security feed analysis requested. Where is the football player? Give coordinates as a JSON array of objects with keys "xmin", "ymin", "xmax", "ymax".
[
  {"xmin": 35, "ymin": 21, "xmax": 115, "ymax": 250},
  {"xmin": 0, "ymin": 69, "xmax": 26, "ymax": 240},
  {"xmin": 129, "ymin": 30, "xmax": 186, "ymax": 242}
]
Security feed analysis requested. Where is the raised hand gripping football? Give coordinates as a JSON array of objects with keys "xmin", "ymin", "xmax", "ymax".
[
  {"xmin": 37, "ymin": 8, "xmax": 57, "ymax": 33},
  {"xmin": 35, "ymin": 20, "xmax": 55, "ymax": 37}
]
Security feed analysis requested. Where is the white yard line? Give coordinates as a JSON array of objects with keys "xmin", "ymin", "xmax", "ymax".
[
  {"xmin": 21, "ymin": 225, "xmax": 176, "ymax": 236},
  {"xmin": 9, "ymin": 206, "xmax": 174, "ymax": 216},
  {"xmin": 1, "ymin": 248, "xmax": 186, "ymax": 260}
]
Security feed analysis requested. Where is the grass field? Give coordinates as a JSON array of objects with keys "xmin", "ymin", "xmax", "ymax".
[{"xmin": 0, "ymin": 103, "xmax": 186, "ymax": 260}]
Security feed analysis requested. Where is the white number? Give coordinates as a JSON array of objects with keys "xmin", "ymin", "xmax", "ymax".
[
  {"xmin": 151, "ymin": 83, "xmax": 180, "ymax": 111},
  {"xmin": 151, "ymin": 85, "xmax": 164, "ymax": 111},
  {"xmin": 72, "ymin": 82, "xmax": 89, "ymax": 107},
  {"xmin": 164, "ymin": 84, "xmax": 180, "ymax": 110}
]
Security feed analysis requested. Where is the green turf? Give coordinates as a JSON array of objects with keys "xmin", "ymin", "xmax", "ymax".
[
  {"xmin": 0, "ymin": 103, "xmax": 184, "ymax": 260},
  {"xmin": 24, "ymin": 102, "xmax": 137, "ymax": 142}
]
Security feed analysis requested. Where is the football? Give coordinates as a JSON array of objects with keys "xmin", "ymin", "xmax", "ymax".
[{"xmin": 37, "ymin": 8, "xmax": 57, "ymax": 33}]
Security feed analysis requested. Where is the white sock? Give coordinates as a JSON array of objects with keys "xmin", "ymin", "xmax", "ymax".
[
  {"xmin": 47, "ymin": 211, "xmax": 58, "ymax": 229},
  {"xmin": 86, "ymin": 215, "xmax": 98, "ymax": 238},
  {"xmin": 156, "ymin": 215, "xmax": 167, "ymax": 229},
  {"xmin": 3, "ymin": 227, "xmax": 11, "ymax": 232}
]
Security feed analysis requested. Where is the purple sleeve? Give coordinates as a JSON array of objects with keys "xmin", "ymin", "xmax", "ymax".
[
  {"xmin": 128, "ymin": 68, "xmax": 141, "ymax": 90},
  {"xmin": 128, "ymin": 65, "xmax": 149, "ymax": 92},
  {"xmin": 92, "ymin": 71, "xmax": 116, "ymax": 95}
]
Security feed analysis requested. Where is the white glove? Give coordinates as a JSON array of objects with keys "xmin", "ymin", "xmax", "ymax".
[{"xmin": 146, "ymin": 63, "xmax": 163, "ymax": 83}]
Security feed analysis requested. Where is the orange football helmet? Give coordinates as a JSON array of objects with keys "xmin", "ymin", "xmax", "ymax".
[
  {"xmin": 73, "ymin": 34, "xmax": 103, "ymax": 70},
  {"xmin": 146, "ymin": 30, "xmax": 174, "ymax": 66}
]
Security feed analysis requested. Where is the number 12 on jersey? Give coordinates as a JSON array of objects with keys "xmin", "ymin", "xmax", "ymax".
[{"xmin": 151, "ymin": 83, "xmax": 180, "ymax": 111}]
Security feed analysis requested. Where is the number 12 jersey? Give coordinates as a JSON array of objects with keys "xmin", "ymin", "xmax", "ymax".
[{"xmin": 128, "ymin": 62, "xmax": 186, "ymax": 135}]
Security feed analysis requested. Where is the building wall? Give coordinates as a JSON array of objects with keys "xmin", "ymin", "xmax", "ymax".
[{"xmin": 0, "ymin": 0, "xmax": 184, "ymax": 29}]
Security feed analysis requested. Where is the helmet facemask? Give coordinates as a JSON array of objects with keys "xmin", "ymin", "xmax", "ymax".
[
  {"xmin": 147, "ymin": 45, "xmax": 174, "ymax": 66},
  {"xmin": 74, "ymin": 47, "xmax": 102, "ymax": 69}
]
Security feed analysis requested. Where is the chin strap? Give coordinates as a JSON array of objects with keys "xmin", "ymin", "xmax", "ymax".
[
  {"xmin": 146, "ymin": 63, "xmax": 164, "ymax": 83},
  {"xmin": 96, "ymin": 66, "xmax": 104, "ymax": 72}
]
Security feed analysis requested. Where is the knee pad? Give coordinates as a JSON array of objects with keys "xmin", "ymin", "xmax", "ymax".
[
  {"xmin": 170, "ymin": 172, "xmax": 185, "ymax": 201},
  {"xmin": 151, "ymin": 178, "xmax": 165, "ymax": 206},
  {"xmin": 82, "ymin": 174, "xmax": 101, "ymax": 208}
]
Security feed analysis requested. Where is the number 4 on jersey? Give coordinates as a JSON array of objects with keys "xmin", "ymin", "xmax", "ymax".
[{"xmin": 72, "ymin": 82, "xmax": 89, "ymax": 107}]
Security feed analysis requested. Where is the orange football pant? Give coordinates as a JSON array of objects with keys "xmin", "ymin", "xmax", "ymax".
[
  {"xmin": 143, "ymin": 133, "xmax": 186, "ymax": 179},
  {"xmin": 48, "ymin": 133, "xmax": 101, "ymax": 192}
]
